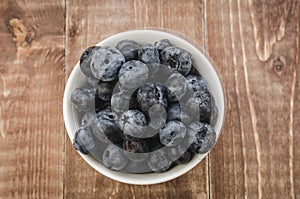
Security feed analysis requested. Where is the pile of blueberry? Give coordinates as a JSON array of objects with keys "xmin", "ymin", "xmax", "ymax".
[{"xmin": 71, "ymin": 39, "xmax": 218, "ymax": 173}]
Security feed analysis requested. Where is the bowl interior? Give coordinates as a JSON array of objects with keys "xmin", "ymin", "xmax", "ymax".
[{"xmin": 63, "ymin": 29, "xmax": 225, "ymax": 185}]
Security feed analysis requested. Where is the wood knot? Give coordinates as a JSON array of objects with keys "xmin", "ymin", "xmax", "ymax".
[
  {"xmin": 272, "ymin": 56, "xmax": 285, "ymax": 75},
  {"xmin": 69, "ymin": 20, "xmax": 79, "ymax": 37},
  {"xmin": 9, "ymin": 18, "xmax": 34, "ymax": 47}
]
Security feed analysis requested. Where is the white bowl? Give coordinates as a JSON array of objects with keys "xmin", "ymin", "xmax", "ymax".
[{"xmin": 63, "ymin": 29, "xmax": 225, "ymax": 185}]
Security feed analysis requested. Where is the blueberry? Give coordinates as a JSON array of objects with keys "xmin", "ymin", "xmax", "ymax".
[
  {"xmin": 154, "ymin": 39, "xmax": 171, "ymax": 51},
  {"xmin": 86, "ymin": 75, "xmax": 100, "ymax": 87},
  {"xmin": 174, "ymin": 150, "xmax": 193, "ymax": 165},
  {"xmin": 91, "ymin": 46, "xmax": 125, "ymax": 81},
  {"xmin": 187, "ymin": 90, "xmax": 213, "ymax": 120},
  {"xmin": 167, "ymin": 143, "xmax": 192, "ymax": 164},
  {"xmin": 95, "ymin": 95, "xmax": 111, "ymax": 113},
  {"xmin": 118, "ymin": 60, "xmax": 149, "ymax": 90},
  {"xmin": 79, "ymin": 46, "xmax": 98, "ymax": 77},
  {"xmin": 187, "ymin": 122, "xmax": 216, "ymax": 154},
  {"xmin": 147, "ymin": 104, "xmax": 167, "ymax": 131},
  {"xmin": 186, "ymin": 75, "xmax": 208, "ymax": 93},
  {"xmin": 117, "ymin": 109, "xmax": 147, "ymax": 138},
  {"xmin": 146, "ymin": 63, "xmax": 160, "ymax": 80},
  {"xmin": 81, "ymin": 111, "xmax": 96, "ymax": 127},
  {"xmin": 71, "ymin": 87, "xmax": 95, "ymax": 112},
  {"xmin": 147, "ymin": 149, "xmax": 172, "ymax": 173},
  {"xmin": 167, "ymin": 103, "xmax": 194, "ymax": 124},
  {"xmin": 103, "ymin": 144, "xmax": 128, "ymax": 170},
  {"xmin": 123, "ymin": 139, "xmax": 149, "ymax": 162},
  {"xmin": 160, "ymin": 46, "xmax": 192, "ymax": 76},
  {"xmin": 116, "ymin": 39, "xmax": 142, "ymax": 61},
  {"xmin": 141, "ymin": 44, "xmax": 160, "ymax": 64},
  {"xmin": 165, "ymin": 72, "xmax": 188, "ymax": 102},
  {"xmin": 73, "ymin": 126, "xmax": 95, "ymax": 154},
  {"xmin": 91, "ymin": 108, "xmax": 118, "ymax": 143},
  {"xmin": 111, "ymin": 91, "xmax": 131, "ymax": 114},
  {"xmin": 136, "ymin": 82, "xmax": 167, "ymax": 113},
  {"xmin": 159, "ymin": 121, "xmax": 186, "ymax": 146},
  {"xmin": 96, "ymin": 80, "xmax": 116, "ymax": 101}
]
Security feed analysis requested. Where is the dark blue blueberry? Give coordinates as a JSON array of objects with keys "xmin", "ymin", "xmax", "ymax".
[
  {"xmin": 91, "ymin": 46, "xmax": 125, "ymax": 81},
  {"xmin": 91, "ymin": 108, "xmax": 118, "ymax": 143},
  {"xmin": 94, "ymin": 95, "xmax": 111, "ymax": 113},
  {"xmin": 147, "ymin": 149, "xmax": 172, "ymax": 173},
  {"xmin": 96, "ymin": 80, "xmax": 116, "ymax": 101},
  {"xmin": 123, "ymin": 139, "xmax": 149, "ymax": 162},
  {"xmin": 71, "ymin": 87, "xmax": 95, "ymax": 112},
  {"xmin": 165, "ymin": 72, "xmax": 188, "ymax": 102},
  {"xmin": 154, "ymin": 39, "xmax": 171, "ymax": 51},
  {"xmin": 148, "ymin": 104, "xmax": 167, "ymax": 132},
  {"xmin": 102, "ymin": 144, "xmax": 128, "ymax": 170},
  {"xmin": 116, "ymin": 39, "xmax": 142, "ymax": 61},
  {"xmin": 81, "ymin": 111, "xmax": 96, "ymax": 127},
  {"xmin": 79, "ymin": 46, "xmax": 98, "ymax": 77},
  {"xmin": 73, "ymin": 126, "xmax": 95, "ymax": 154},
  {"xmin": 117, "ymin": 109, "xmax": 147, "ymax": 138},
  {"xmin": 167, "ymin": 103, "xmax": 194, "ymax": 125},
  {"xmin": 187, "ymin": 122, "xmax": 216, "ymax": 154},
  {"xmin": 159, "ymin": 121, "xmax": 186, "ymax": 146},
  {"xmin": 118, "ymin": 60, "xmax": 149, "ymax": 90},
  {"xmin": 186, "ymin": 75, "xmax": 208, "ymax": 93},
  {"xmin": 141, "ymin": 44, "xmax": 160, "ymax": 64},
  {"xmin": 146, "ymin": 63, "xmax": 160, "ymax": 80},
  {"xmin": 111, "ymin": 91, "xmax": 131, "ymax": 114},
  {"xmin": 86, "ymin": 75, "xmax": 100, "ymax": 87},
  {"xmin": 167, "ymin": 141, "xmax": 192, "ymax": 164},
  {"xmin": 160, "ymin": 46, "xmax": 192, "ymax": 76},
  {"xmin": 174, "ymin": 150, "xmax": 193, "ymax": 165},
  {"xmin": 187, "ymin": 90, "xmax": 213, "ymax": 119},
  {"xmin": 136, "ymin": 82, "xmax": 167, "ymax": 113}
]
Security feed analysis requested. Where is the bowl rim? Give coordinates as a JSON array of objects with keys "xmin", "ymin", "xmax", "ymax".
[{"xmin": 63, "ymin": 29, "xmax": 226, "ymax": 185}]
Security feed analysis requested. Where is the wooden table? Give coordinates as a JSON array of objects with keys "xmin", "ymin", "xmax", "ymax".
[{"xmin": 0, "ymin": 0, "xmax": 299, "ymax": 198}]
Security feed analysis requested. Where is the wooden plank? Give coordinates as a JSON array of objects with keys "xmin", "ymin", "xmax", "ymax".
[
  {"xmin": 65, "ymin": 0, "xmax": 209, "ymax": 198},
  {"xmin": 0, "ymin": 0, "xmax": 65, "ymax": 198},
  {"xmin": 206, "ymin": 0, "xmax": 300, "ymax": 198}
]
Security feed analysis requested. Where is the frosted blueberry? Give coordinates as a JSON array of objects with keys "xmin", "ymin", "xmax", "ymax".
[
  {"xmin": 71, "ymin": 87, "xmax": 95, "ymax": 112},
  {"xmin": 167, "ymin": 103, "xmax": 194, "ymax": 124},
  {"xmin": 123, "ymin": 139, "xmax": 149, "ymax": 162},
  {"xmin": 141, "ymin": 44, "xmax": 160, "ymax": 64},
  {"xmin": 154, "ymin": 39, "xmax": 172, "ymax": 51},
  {"xmin": 160, "ymin": 46, "xmax": 192, "ymax": 76},
  {"xmin": 91, "ymin": 46, "xmax": 125, "ymax": 81},
  {"xmin": 91, "ymin": 108, "xmax": 118, "ymax": 143},
  {"xmin": 73, "ymin": 126, "xmax": 95, "ymax": 154},
  {"xmin": 187, "ymin": 122, "xmax": 216, "ymax": 154},
  {"xmin": 117, "ymin": 109, "xmax": 147, "ymax": 138},
  {"xmin": 79, "ymin": 46, "xmax": 98, "ymax": 77},
  {"xmin": 136, "ymin": 82, "xmax": 167, "ymax": 113},
  {"xmin": 147, "ymin": 149, "xmax": 172, "ymax": 173},
  {"xmin": 81, "ymin": 111, "xmax": 96, "ymax": 127},
  {"xmin": 103, "ymin": 144, "xmax": 128, "ymax": 170},
  {"xmin": 118, "ymin": 60, "xmax": 149, "ymax": 90},
  {"xmin": 95, "ymin": 80, "xmax": 116, "ymax": 101},
  {"xmin": 159, "ymin": 121, "xmax": 186, "ymax": 146},
  {"xmin": 116, "ymin": 39, "xmax": 142, "ymax": 61},
  {"xmin": 165, "ymin": 72, "xmax": 188, "ymax": 102},
  {"xmin": 186, "ymin": 75, "xmax": 208, "ymax": 92}
]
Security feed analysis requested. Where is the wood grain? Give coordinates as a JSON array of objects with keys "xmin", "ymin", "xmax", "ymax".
[
  {"xmin": 1, "ymin": 0, "xmax": 299, "ymax": 198},
  {"xmin": 0, "ymin": 0, "xmax": 65, "ymax": 198},
  {"xmin": 65, "ymin": 0, "xmax": 209, "ymax": 199},
  {"xmin": 206, "ymin": 0, "xmax": 300, "ymax": 198}
]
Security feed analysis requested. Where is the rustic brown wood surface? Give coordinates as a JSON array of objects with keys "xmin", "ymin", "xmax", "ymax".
[{"xmin": 0, "ymin": 0, "xmax": 299, "ymax": 198}]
